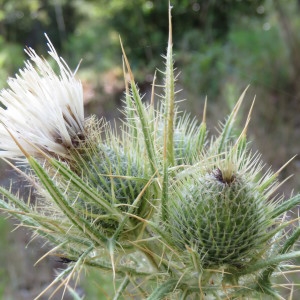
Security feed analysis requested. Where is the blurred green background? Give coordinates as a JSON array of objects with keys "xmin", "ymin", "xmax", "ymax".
[{"xmin": 0, "ymin": 0, "xmax": 299, "ymax": 299}]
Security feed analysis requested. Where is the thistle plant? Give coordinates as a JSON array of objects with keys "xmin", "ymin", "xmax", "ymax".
[{"xmin": 0, "ymin": 6, "xmax": 300, "ymax": 300}]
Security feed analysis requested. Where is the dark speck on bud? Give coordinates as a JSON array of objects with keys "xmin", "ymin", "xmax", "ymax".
[{"xmin": 213, "ymin": 167, "xmax": 236, "ymax": 185}]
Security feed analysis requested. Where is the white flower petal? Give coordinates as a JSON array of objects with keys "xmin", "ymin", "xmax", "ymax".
[{"xmin": 0, "ymin": 35, "xmax": 85, "ymax": 159}]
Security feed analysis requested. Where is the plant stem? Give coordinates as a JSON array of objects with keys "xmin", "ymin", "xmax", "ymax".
[{"xmin": 113, "ymin": 275, "xmax": 130, "ymax": 300}]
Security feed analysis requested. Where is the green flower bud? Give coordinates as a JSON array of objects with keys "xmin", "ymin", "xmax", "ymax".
[
  {"xmin": 169, "ymin": 151, "xmax": 274, "ymax": 267},
  {"xmin": 76, "ymin": 144, "xmax": 149, "ymax": 235},
  {"xmin": 89, "ymin": 145, "xmax": 141, "ymax": 202}
]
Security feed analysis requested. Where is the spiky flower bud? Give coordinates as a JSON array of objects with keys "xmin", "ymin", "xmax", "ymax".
[
  {"xmin": 75, "ymin": 143, "xmax": 150, "ymax": 235},
  {"xmin": 169, "ymin": 149, "xmax": 273, "ymax": 267}
]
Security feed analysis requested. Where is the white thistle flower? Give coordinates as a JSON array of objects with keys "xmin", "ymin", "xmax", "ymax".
[{"xmin": 0, "ymin": 35, "xmax": 84, "ymax": 159}]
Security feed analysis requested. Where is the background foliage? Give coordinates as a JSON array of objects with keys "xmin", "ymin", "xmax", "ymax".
[{"xmin": 0, "ymin": 0, "xmax": 300, "ymax": 298}]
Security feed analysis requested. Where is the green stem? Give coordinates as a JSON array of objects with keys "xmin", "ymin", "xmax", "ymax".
[
  {"xmin": 161, "ymin": 163, "xmax": 169, "ymax": 222},
  {"xmin": 113, "ymin": 275, "xmax": 130, "ymax": 300},
  {"xmin": 147, "ymin": 279, "xmax": 179, "ymax": 300}
]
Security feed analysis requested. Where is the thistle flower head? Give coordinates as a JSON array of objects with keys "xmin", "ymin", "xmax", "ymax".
[
  {"xmin": 0, "ymin": 35, "xmax": 84, "ymax": 159},
  {"xmin": 168, "ymin": 147, "xmax": 275, "ymax": 267},
  {"xmin": 0, "ymin": 6, "xmax": 299, "ymax": 300}
]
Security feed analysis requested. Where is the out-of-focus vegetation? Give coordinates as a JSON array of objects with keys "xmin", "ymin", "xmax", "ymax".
[{"xmin": 0, "ymin": 0, "xmax": 300, "ymax": 298}]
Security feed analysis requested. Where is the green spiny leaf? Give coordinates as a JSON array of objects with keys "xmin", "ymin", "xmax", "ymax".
[{"xmin": 28, "ymin": 156, "xmax": 107, "ymax": 245}]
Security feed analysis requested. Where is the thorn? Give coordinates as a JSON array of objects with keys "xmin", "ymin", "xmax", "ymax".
[
  {"xmin": 275, "ymin": 155, "xmax": 297, "ymax": 177},
  {"xmin": 234, "ymin": 96, "xmax": 255, "ymax": 147},
  {"xmin": 119, "ymin": 36, "xmax": 134, "ymax": 82},
  {"xmin": 150, "ymin": 70, "xmax": 157, "ymax": 108},
  {"xmin": 243, "ymin": 96, "xmax": 256, "ymax": 136},
  {"xmin": 232, "ymin": 85, "xmax": 250, "ymax": 120},
  {"xmin": 122, "ymin": 56, "xmax": 129, "ymax": 95},
  {"xmin": 168, "ymin": 3, "xmax": 173, "ymax": 47},
  {"xmin": 202, "ymin": 96, "xmax": 207, "ymax": 124},
  {"xmin": 34, "ymin": 243, "xmax": 65, "ymax": 266}
]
